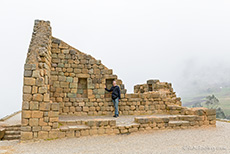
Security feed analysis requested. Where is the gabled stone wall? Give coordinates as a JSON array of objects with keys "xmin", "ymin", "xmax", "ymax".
[
  {"xmin": 49, "ymin": 37, "xmax": 126, "ymax": 115},
  {"xmin": 21, "ymin": 20, "xmax": 216, "ymax": 141}
]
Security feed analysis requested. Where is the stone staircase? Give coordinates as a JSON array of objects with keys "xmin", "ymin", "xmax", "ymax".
[
  {"xmin": 167, "ymin": 115, "xmax": 198, "ymax": 128},
  {"xmin": 2, "ymin": 124, "xmax": 21, "ymax": 140}
]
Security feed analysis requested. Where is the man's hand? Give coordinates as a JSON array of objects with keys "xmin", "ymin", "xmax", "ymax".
[
  {"xmin": 119, "ymin": 99, "xmax": 121, "ymax": 101},
  {"xmin": 104, "ymin": 85, "xmax": 106, "ymax": 89}
]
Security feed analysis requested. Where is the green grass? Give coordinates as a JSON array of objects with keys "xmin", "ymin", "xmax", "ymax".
[{"xmin": 182, "ymin": 87, "xmax": 230, "ymax": 116}]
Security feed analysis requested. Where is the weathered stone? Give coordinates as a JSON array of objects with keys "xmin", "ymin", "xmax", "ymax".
[
  {"xmin": 31, "ymin": 111, "xmax": 43, "ymax": 118},
  {"xmin": 51, "ymin": 103, "xmax": 59, "ymax": 111},
  {"xmin": 48, "ymin": 111, "xmax": 59, "ymax": 117},
  {"xmin": 22, "ymin": 101, "xmax": 30, "ymax": 110},
  {"xmin": 38, "ymin": 87, "xmax": 47, "ymax": 94},
  {"xmin": 22, "ymin": 111, "xmax": 31, "ymax": 118},
  {"xmin": 43, "ymin": 94, "xmax": 50, "ymax": 102},
  {"xmin": 24, "ymin": 70, "xmax": 32, "ymax": 77},
  {"xmin": 21, "ymin": 132, "xmax": 33, "ymax": 140},
  {"xmin": 24, "ymin": 78, "xmax": 35, "ymax": 86},
  {"xmin": 38, "ymin": 131, "xmax": 48, "ymax": 139},
  {"xmin": 68, "ymin": 93, "xmax": 76, "ymax": 98},
  {"xmin": 30, "ymin": 101, "xmax": 39, "ymax": 110},
  {"xmin": 40, "ymin": 103, "xmax": 51, "ymax": 111},
  {"xmin": 33, "ymin": 94, "xmax": 43, "ymax": 101},
  {"xmin": 32, "ymin": 70, "xmax": 41, "ymax": 78},
  {"xmin": 23, "ymin": 86, "xmax": 32, "ymax": 94},
  {"xmin": 29, "ymin": 118, "xmax": 39, "ymax": 126},
  {"xmin": 70, "ymin": 49, "xmax": 77, "ymax": 55},
  {"xmin": 23, "ymin": 94, "xmax": 32, "ymax": 101},
  {"xmin": 24, "ymin": 64, "xmax": 36, "ymax": 71}
]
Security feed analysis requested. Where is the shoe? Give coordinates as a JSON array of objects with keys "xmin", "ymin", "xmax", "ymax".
[{"xmin": 113, "ymin": 115, "xmax": 119, "ymax": 118}]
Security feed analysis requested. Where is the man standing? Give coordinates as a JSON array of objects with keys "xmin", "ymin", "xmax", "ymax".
[{"xmin": 105, "ymin": 80, "xmax": 121, "ymax": 118}]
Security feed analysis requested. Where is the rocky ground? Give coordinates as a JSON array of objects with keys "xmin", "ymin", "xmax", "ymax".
[{"xmin": 0, "ymin": 121, "xmax": 229, "ymax": 154}]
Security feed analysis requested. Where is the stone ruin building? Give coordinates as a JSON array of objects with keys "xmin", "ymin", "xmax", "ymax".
[{"xmin": 14, "ymin": 20, "xmax": 216, "ymax": 141}]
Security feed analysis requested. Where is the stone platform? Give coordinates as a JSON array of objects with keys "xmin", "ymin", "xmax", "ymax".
[{"xmin": 56, "ymin": 114, "xmax": 214, "ymax": 138}]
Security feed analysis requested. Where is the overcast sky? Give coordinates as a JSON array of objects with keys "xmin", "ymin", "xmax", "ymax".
[{"xmin": 0, "ymin": 0, "xmax": 230, "ymax": 118}]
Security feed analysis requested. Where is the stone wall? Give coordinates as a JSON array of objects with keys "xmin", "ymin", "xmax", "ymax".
[
  {"xmin": 21, "ymin": 20, "xmax": 216, "ymax": 141},
  {"xmin": 21, "ymin": 20, "xmax": 59, "ymax": 140},
  {"xmin": 50, "ymin": 38, "xmax": 126, "ymax": 115},
  {"xmin": 49, "ymin": 39, "xmax": 181, "ymax": 116}
]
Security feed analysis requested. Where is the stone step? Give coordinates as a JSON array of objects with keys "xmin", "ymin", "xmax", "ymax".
[
  {"xmin": 60, "ymin": 125, "xmax": 90, "ymax": 131},
  {"xmin": 116, "ymin": 122, "xmax": 140, "ymax": 128},
  {"xmin": 176, "ymin": 115, "xmax": 199, "ymax": 121},
  {"xmin": 168, "ymin": 120, "xmax": 190, "ymax": 126},
  {"xmin": 5, "ymin": 126, "xmax": 21, "ymax": 131},
  {"xmin": 59, "ymin": 119, "xmax": 116, "ymax": 127},
  {"xmin": 5, "ymin": 131, "xmax": 20, "ymax": 135},
  {"xmin": 2, "ymin": 134, "xmax": 20, "ymax": 140}
]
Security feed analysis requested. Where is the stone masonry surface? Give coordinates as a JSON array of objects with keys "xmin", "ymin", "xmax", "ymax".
[{"xmin": 20, "ymin": 20, "xmax": 216, "ymax": 141}]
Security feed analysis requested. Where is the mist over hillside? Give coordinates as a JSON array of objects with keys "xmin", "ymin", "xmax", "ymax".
[{"xmin": 174, "ymin": 58, "xmax": 230, "ymax": 98}]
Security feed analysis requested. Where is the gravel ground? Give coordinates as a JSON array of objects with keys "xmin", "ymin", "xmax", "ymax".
[{"xmin": 0, "ymin": 121, "xmax": 230, "ymax": 154}]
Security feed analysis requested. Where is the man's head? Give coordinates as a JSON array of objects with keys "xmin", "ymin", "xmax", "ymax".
[{"xmin": 113, "ymin": 80, "xmax": 117, "ymax": 86}]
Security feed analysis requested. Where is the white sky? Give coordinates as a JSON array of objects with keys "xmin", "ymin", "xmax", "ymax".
[{"xmin": 0, "ymin": 0, "xmax": 230, "ymax": 118}]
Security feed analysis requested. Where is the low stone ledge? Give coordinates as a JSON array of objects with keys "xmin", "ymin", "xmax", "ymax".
[{"xmin": 0, "ymin": 127, "xmax": 5, "ymax": 140}]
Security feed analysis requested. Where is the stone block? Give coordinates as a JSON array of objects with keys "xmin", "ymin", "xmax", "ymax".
[
  {"xmin": 29, "ymin": 118, "xmax": 39, "ymax": 126},
  {"xmin": 38, "ymin": 131, "xmax": 49, "ymax": 139},
  {"xmin": 97, "ymin": 128, "xmax": 105, "ymax": 134},
  {"xmin": 58, "ymin": 131, "xmax": 66, "ymax": 138},
  {"xmin": 42, "ymin": 126, "xmax": 51, "ymax": 131},
  {"xmin": 68, "ymin": 93, "xmax": 76, "ymax": 98},
  {"xmin": 83, "ymin": 107, "xmax": 89, "ymax": 112},
  {"xmin": 24, "ymin": 64, "xmax": 36, "ymax": 71},
  {"xmin": 22, "ymin": 111, "xmax": 31, "ymax": 118},
  {"xmin": 70, "ymin": 83, "xmax": 77, "ymax": 88},
  {"xmin": 66, "ymin": 77, "xmax": 73, "ymax": 82},
  {"xmin": 23, "ymin": 86, "xmax": 32, "ymax": 94},
  {"xmin": 32, "ymin": 70, "xmax": 41, "ymax": 78},
  {"xmin": 51, "ymin": 103, "xmax": 59, "ymax": 111},
  {"xmin": 48, "ymin": 111, "xmax": 59, "ymax": 117},
  {"xmin": 24, "ymin": 70, "xmax": 32, "ymax": 78},
  {"xmin": 38, "ymin": 87, "xmax": 47, "ymax": 94},
  {"xmin": 22, "ymin": 101, "xmax": 30, "ymax": 110},
  {"xmin": 21, "ymin": 126, "xmax": 31, "ymax": 132},
  {"xmin": 39, "ymin": 118, "xmax": 48, "ymax": 126},
  {"xmin": 31, "ymin": 111, "xmax": 43, "ymax": 118},
  {"xmin": 32, "ymin": 126, "xmax": 41, "ymax": 132},
  {"xmin": 40, "ymin": 103, "xmax": 51, "ymax": 111},
  {"xmin": 207, "ymin": 115, "xmax": 216, "ymax": 120},
  {"xmin": 66, "ymin": 130, "xmax": 75, "ymax": 137},
  {"xmin": 50, "ymin": 117, "xmax": 59, "ymax": 122},
  {"xmin": 32, "ymin": 86, "xmax": 38, "ymax": 94},
  {"xmin": 49, "ymin": 130, "xmax": 59, "ymax": 139},
  {"xmin": 24, "ymin": 77, "xmax": 36, "ymax": 86},
  {"xmin": 206, "ymin": 109, "xmax": 216, "ymax": 115},
  {"xmin": 23, "ymin": 94, "xmax": 32, "ymax": 101},
  {"xmin": 60, "ymin": 82, "xmax": 69, "ymax": 88},
  {"xmin": 21, "ymin": 132, "xmax": 33, "ymax": 140},
  {"xmin": 33, "ymin": 94, "xmax": 43, "ymax": 101},
  {"xmin": 30, "ymin": 101, "xmax": 39, "ymax": 110},
  {"xmin": 44, "ymin": 94, "xmax": 50, "ymax": 102},
  {"xmin": 70, "ymin": 49, "xmax": 77, "ymax": 55},
  {"xmin": 81, "ymin": 130, "xmax": 89, "ymax": 136}
]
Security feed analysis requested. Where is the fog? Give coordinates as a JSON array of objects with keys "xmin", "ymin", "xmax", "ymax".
[{"xmin": 0, "ymin": 0, "xmax": 230, "ymax": 118}]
